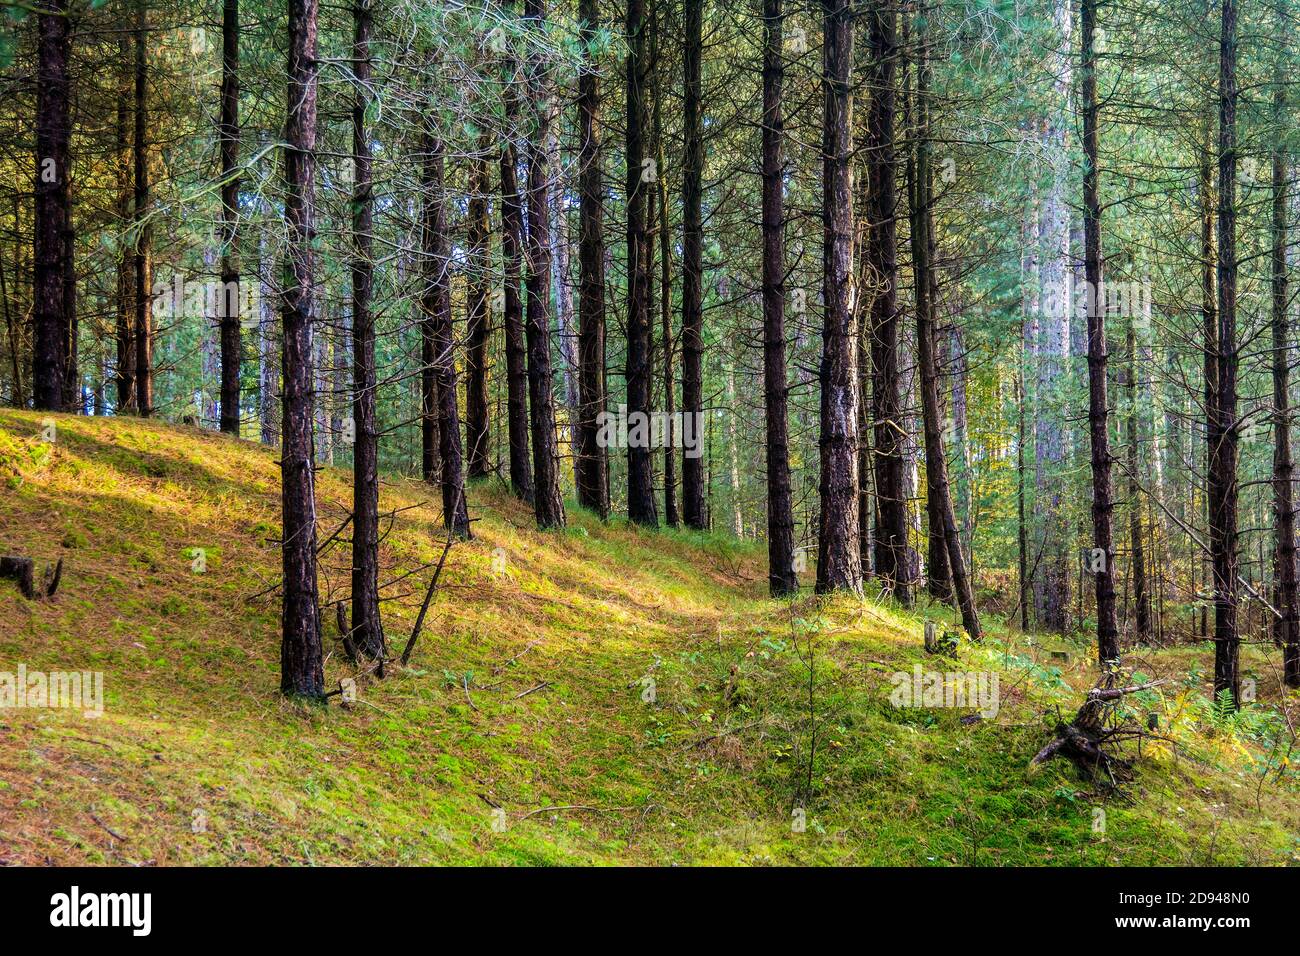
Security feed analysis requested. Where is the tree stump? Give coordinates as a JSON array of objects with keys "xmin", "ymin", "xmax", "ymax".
[
  {"xmin": 0, "ymin": 556, "xmax": 36, "ymax": 598},
  {"xmin": 1031, "ymin": 677, "xmax": 1166, "ymax": 783},
  {"xmin": 1, "ymin": 555, "xmax": 63, "ymax": 599}
]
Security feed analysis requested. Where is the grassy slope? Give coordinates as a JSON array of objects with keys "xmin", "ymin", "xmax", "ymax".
[{"xmin": 0, "ymin": 409, "xmax": 1297, "ymax": 866}]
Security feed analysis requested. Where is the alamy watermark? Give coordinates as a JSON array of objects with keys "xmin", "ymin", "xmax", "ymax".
[
  {"xmin": 889, "ymin": 664, "xmax": 1000, "ymax": 718},
  {"xmin": 50, "ymin": 886, "xmax": 150, "ymax": 936},
  {"xmin": 151, "ymin": 275, "xmax": 258, "ymax": 325},
  {"xmin": 1040, "ymin": 276, "xmax": 1152, "ymax": 323},
  {"xmin": 0, "ymin": 665, "xmax": 103, "ymax": 718},
  {"xmin": 597, "ymin": 404, "xmax": 704, "ymax": 459}
]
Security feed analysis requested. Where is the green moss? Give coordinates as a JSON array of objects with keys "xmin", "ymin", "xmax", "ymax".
[{"xmin": 0, "ymin": 409, "xmax": 1297, "ymax": 866}]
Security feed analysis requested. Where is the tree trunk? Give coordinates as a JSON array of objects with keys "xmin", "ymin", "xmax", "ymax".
[
  {"xmin": 679, "ymin": 0, "xmax": 705, "ymax": 529},
  {"xmin": 575, "ymin": 0, "xmax": 609, "ymax": 518},
  {"xmin": 523, "ymin": 0, "xmax": 566, "ymax": 530},
  {"xmin": 865, "ymin": 0, "xmax": 909, "ymax": 604},
  {"xmin": 574, "ymin": 0, "xmax": 608, "ymax": 515},
  {"xmin": 501, "ymin": 158, "xmax": 533, "ymax": 512},
  {"xmin": 762, "ymin": 0, "xmax": 797, "ymax": 596},
  {"xmin": 132, "ymin": 0, "xmax": 153, "ymax": 418},
  {"xmin": 465, "ymin": 132, "xmax": 492, "ymax": 481},
  {"xmin": 1271, "ymin": 0, "xmax": 1299, "ymax": 687},
  {"xmin": 1200, "ymin": 111, "xmax": 1216, "ymax": 651},
  {"xmin": 1125, "ymin": 320, "xmax": 1150, "ymax": 642},
  {"xmin": 1211, "ymin": 0, "xmax": 1241, "ymax": 706},
  {"xmin": 349, "ymin": 0, "xmax": 384, "ymax": 666},
  {"xmin": 726, "ymin": 364, "xmax": 743, "ymax": 536},
  {"xmin": 1080, "ymin": 0, "xmax": 1119, "ymax": 667},
  {"xmin": 258, "ymin": 212, "xmax": 278, "ymax": 445},
  {"xmin": 1017, "ymin": 325, "xmax": 1029, "ymax": 629},
  {"xmin": 420, "ymin": 139, "xmax": 441, "ymax": 488},
  {"xmin": 1033, "ymin": 0, "xmax": 1073, "ymax": 632},
  {"xmin": 280, "ymin": 0, "xmax": 325, "ymax": 699},
  {"xmin": 651, "ymin": 8, "xmax": 678, "ymax": 529},
  {"xmin": 548, "ymin": 130, "xmax": 580, "ymax": 436},
  {"xmin": 422, "ymin": 132, "xmax": 471, "ymax": 538},
  {"xmin": 910, "ymin": 64, "xmax": 950, "ymax": 604},
  {"xmin": 500, "ymin": 115, "xmax": 534, "ymax": 505},
  {"xmin": 950, "ymin": 324, "xmax": 972, "ymax": 567},
  {"xmin": 218, "ymin": 0, "xmax": 241, "ymax": 434},
  {"xmin": 815, "ymin": 0, "xmax": 862, "ymax": 595},
  {"xmin": 910, "ymin": 31, "xmax": 979, "ymax": 638},
  {"xmin": 33, "ymin": 0, "xmax": 72, "ymax": 412},
  {"xmin": 625, "ymin": 0, "xmax": 657, "ymax": 526},
  {"xmin": 115, "ymin": 91, "xmax": 134, "ymax": 413}
]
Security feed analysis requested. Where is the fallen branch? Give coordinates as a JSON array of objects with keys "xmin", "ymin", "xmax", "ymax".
[
  {"xmin": 461, "ymin": 672, "xmax": 479, "ymax": 712},
  {"xmin": 89, "ymin": 810, "xmax": 128, "ymax": 842},
  {"xmin": 492, "ymin": 641, "xmax": 539, "ymax": 675},
  {"xmin": 512, "ymin": 681, "xmax": 550, "ymax": 700},
  {"xmin": 517, "ymin": 804, "xmax": 641, "ymax": 821},
  {"xmin": 399, "ymin": 530, "xmax": 456, "ymax": 666}
]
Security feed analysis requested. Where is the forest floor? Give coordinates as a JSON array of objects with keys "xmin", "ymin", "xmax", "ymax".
[{"xmin": 1, "ymin": 409, "xmax": 1298, "ymax": 865}]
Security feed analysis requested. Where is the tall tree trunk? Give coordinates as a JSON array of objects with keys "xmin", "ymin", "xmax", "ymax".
[
  {"xmin": 1271, "ymin": 0, "xmax": 1299, "ymax": 687},
  {"xmin": 1033, "ymin": 0, "xmax": 1072, "ymax": 632},
  {"xmin": 1080, "ymin": 0, "xmax": 1119, "ymax": 666},
  {"xmin": 1211, "ymin": 0, "xmax": 1241, "ymax": 706},
  {"xmin": 1017, "ymin": 325, "xmax": 1029, "ymax": 629},
  {"xmin": 420, "ymin": 130, "xmax": 441, "ymax": 488},
  {"xmin": 132, "ymin": 0, "xmax": 153, "ymax": 418},
  {"xmin": 625, "ymin": 0, "xmax": 657, "ymax": 526},
  {"xmin": 524, "ymin": 0, "xmax": 566, "ymax": 529},
  {"xmin": 1200, "ymin": 111, "xmax": 1216, "ymax": 650},
  {"xmin": 115, "ymin": 92, "xmax": 134, "ymax": 413},
  {"xmin": 218, "ymin": 0, "xmax": 241, "ymax": 434},
  {"xmin": 651, "ymin": 7, "xmax": 678, "ymax": 529},
  {"xmin": 500, "ymin": 97, "xmax": 534, "ymax": 505},
  {"xmin": 465, "ymin": 132, "xmax": 492, "ymax": 480},
  {"xmin": 950, "ymin": 324, "xmax": 972, "ymax": 566},
  {"xmin": 61, "ymin": 204, "xmax": 77, "ymax": 412},
  {"xmin": 726, "ymin": 364, "xmax": 743, "ymax": 536},
  {"xmin": 762, "ymin": 0, "xmax": 797, "ymax": 596},
  {"xmin": 1125, "ymin": 319, "xmax": 1150, "ymax": 642},
  {"xmin": 548, "ymin": 146, "xmax": 580, "ymax": 435},
  {"xmin": 349, "ymin": 0, "xmax": 384, "ymax": 666},
  {"xmin": 280, "ymin": 0, "xmax": 325, "ymax": 699},
  {"xmin": 545, "ymin": 96, "xmax": 581, "ymax": 478},
  {"xmin": 258, "ymin": 212, "xmax": 278, "ymax": 445},
  {"xmin": 422, "ymin": 132, "xmax": 471, "ymax": 538},
  {"xmin": 815, "ymin": 0, "xmax": 861, "ymax": 594},
  {"xmin": 33, "ymin": 0, "xmax": 72, "ymax": 412},
  {"xmin": 910, "ymin": 29, "xmax": 979, "ymax": 637},
  {"xmin": 575, "ymin": 0, "xmax": 609, "ymax": 518},
  {"xmin": 1021, "ymin": 190, "xmax": 1040, "ymax": 625},
  {"xmin": 679, "ymin": 0, "xmax": 706, "ymax": 529},
  {"xmin": 911, "ymin": 72, "xmax": 950, "ymax": 604},
  {"xmin": 865, "ymin": 0, "xmax": 909, "ymax": 604}
]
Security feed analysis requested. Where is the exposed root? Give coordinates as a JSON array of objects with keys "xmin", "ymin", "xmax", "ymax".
[{"xmin": 1031, "ymin": 672, "xmax": 1167, "ymax": 785}]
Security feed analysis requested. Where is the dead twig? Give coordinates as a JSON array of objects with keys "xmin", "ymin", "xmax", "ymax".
[
  {"xmin": 399, "ymin": 529, "xmax": 456, "ymax": 666},
  {"xmin": 512, "ymin": 681, "xmax": 551, "ymax": 700},
  {"xmin": 89, "ymin": 810, "xmax": 128, "ymax": 842},
  {"xmin": 518, "ymin": 804, "xmax": 640, "ymax": 820},
  {"xmin": 462, "ymin": 672, "xmax": 479, "ymax": 712},
  {"xmin": 492, "ymin": 641, "xmax": 539, "ymax": 675}
]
